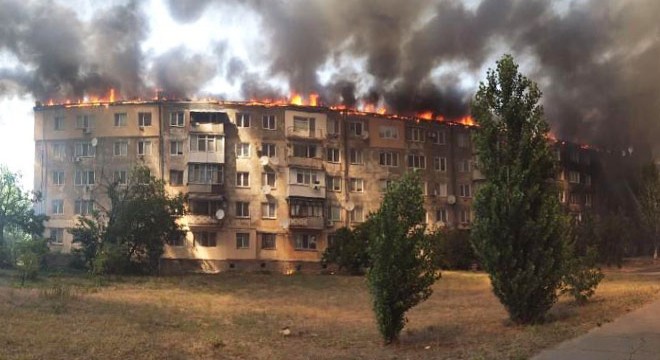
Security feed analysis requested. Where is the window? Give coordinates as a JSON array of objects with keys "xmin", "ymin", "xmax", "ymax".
[
  {"xmin": 585, "ymin": 175, "xmax": 592, "ymax": 186},
  {"xmin": 349, "ymin": 178, "xmax": 364, "ymax": 192},
  {"xmin": 328, "ymin": 205, "xmax": 342, "ymax": 222},
  {"xmin": 52, "ymin": 143, "xmax": 66, "ymax": 159},
  {"xmin": 169, "ymin": 170, "xmax": 183, "ymax": 186},
  {"xmin": 559, "ymin": 190, "xmax": 566, "ymax": 203},
  {"xmin": 137, "ymin": 140, "xmax": 152, "ymax": 156},
  {"xmin": 76, "ymin": 115, "xmax": 93, "ymax": 130},
  {"xmin": 188, "ymin": 163, "xmax": 222, "ymax": 184},
  {"xmin": 569, "ymin": 171, "xmax": 580, "ymax": 184},
  {"xmin": 74, "ymin": 200, "xmax": 94, "ymax": 215},
  {"xmin": 262, "ymin": 114, "xmax": 276, "ymax": 130},
  {"xmin": 555, "ymin": 148, "xmax": 562, "ymax": 161},
  {"xmin": 236, "ymin": 143, "xmax": 250, "ymax": 158},
  {"xmin": 236, "ymin": 113, "xmax": 250, "ymax": 127},
  {"xmin": 166, "ymin": 232, "xmax": 185, "ymax": 246},
  {"xmin": 191, "ymin": 135, "xmax": 219, "ymax": 152},
  {"xmin": 54, "ymin": 116, "xmax": 65, "ymax": 130},
  {"xmin": 458, "ymin": 160, "xmax": 471, "ymax": 173},
  {"xmin": 436, "ymin": 208, "xmax": 448, "ymax": 223},
  {"xmin": 113, "ymin": 141, "xmax": 128, "ymax": 157},
  {"xmin": 582, "ymin": 152, "xmax": 591, "ymax": 165},
  {"xmin": 379, "ymin": 179, "xmax": 393, "ymax": 192},
  {"xmin": 379, "ymin": 126, "xmax": 398, "ymax": 139},
  {"xmin": 379, "ymin": 151, "xmax": 399, "ymax": 167},
  {"xmin": 293, "ymin": 116, "xmax": 316, "ymax": 134},
  {"xmin": 170, "ymin": 140, "xmax": 184, "ymax": 156},
  {"xmin": 261, "ymin": 233, "xmax": 276, "ymax": 249},
  {"xmin": 434, "ymin": 157, "xmax": 447, "ymax": 172},
  {"xmin": 327, "ymin": 176, "xmax": 341, "ymax": 192},
  {"xmin": 459, "ymin": 184, "xmax": 471, "ymax": 198},
  {"xmin": 289, "ymin": 199, "xmax": 324, "ymax": 217},
  {"xmin": 294, "ymin": 168, "xmax": 319, "ymax": 185},
  {"xmin": 52, "ymin": 171, "xmax": 64, "ymax": 186},
  {"xmin": 49, "ymin": 228, "xmax": 64, "ymax": 244},
  {"xmin": 114, "ymin": 113, "xmax": 127, "ymax": 127},
  {"xmin": 569, "ymin": 193, "xmax": 580, "ymax": 205},
  {"xmin": 170, "ymin": 112, "xmax": 184, "ymax": 127},
  {"xmin": 262, "ymin": 202, "xmax": 277, "ymax": 219},
  {"xmin": 113, "ymin": 170, "xmax": 127, "ymax": 185},
  {"xmin": 293, "ymin": 143, "xmax": 317, "ymax": 158},
  {"xmin": 348, "ymin": 121, "xmax": 363, "ymax": 136},
  {"xmin": 407, "ymin": 154, "xmax": 426, "ymax": 169},
  {"xmin": 430, "ymin": 130, "xmax": 446, "ymax": 145},
  {"xmin": 326, "ymin": 148, "xmax": 340, "ymax": 163},
  {"xmin": 51, "ymin": 200, "xmax": 64, "ymax": 215},
  {"xmin": 327, "ymin": 234, "xmax": 337, "ymax": 247},
  {"xmin": 235, "ymin": 202, "xmax": 250, "ymax": 218},
  {"xmin": 585, "ymin": 193, "xmax": 592, "ymax": 207},
  {"xmin": 457, "ymin": 133, "xmax": 469, "ymax": 148},
  {"xmin": 262, "ymin": 143, "xmax": 276, "ymax": 157},
  {"xmin": 570, "ymin": 151, "xmax": 580, "ymax": 163},
  {"xmin": 408, "ymin": 127, "xmax": 424, "ymax": 142},
  {"xmin": 350, "ymin": 207, "xmax": 364, "ymax": 223},
  {"xmin": 435, "ymin": 183, "xmax": 448, "ymax": 197},
  {"xmin": 236, "ymin": 233, "xmax": 250, "ymax": 249},
  {"xmin": 262, "ymin": 172, "xmax": 276, "ymax": 188},
  {"xmin": 327, "ymin": 118, "xmax": 340, "ymax": 135},
  {"xmin": 460, "ymin": 209, "xmax": 471, "ymax": 224},
  {"xmin": 74, "ymin": 170, "xmax": 95, "ymax": 186},
  {"xmin": 349, "ymin": 149, "xmax": 363, "ymax": 164},
  {"xmin": 236, "ymin": 172, "xmax": 250, "ymax": 187},
  {"xmin": 138, "ymin": 112, "xmax": 152, "ymax": 127},
  {"xmin": 194, "ymin": 232, "xmax": 216, "ymax": 247},
  {"xmin": 294, "ymin": 234, "xmax": 317, "ymax": 250},
  {"xmin": 74, "ymin": 142, "xmax": 95, "ymax": 157}
]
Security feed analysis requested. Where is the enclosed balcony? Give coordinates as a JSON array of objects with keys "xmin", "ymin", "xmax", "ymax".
[{"xmin": 288, "ymin": 198, "xmax": 326, "ymax": 230}]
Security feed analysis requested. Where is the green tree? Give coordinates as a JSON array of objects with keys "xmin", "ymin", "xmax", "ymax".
[
  {"xmin": 70, "ymin": 166, "xmax": 186, "ymax": 275},
  {"xmin": 0, "ymin": 167, "xmax": 48, "ymax": 267},
  {"xmin": 638, "ymin": 163, "xmax": 660, "ymax": 260},
  {"xmin": 322, "ymin": 222, "xmax": 372, "ymax": 275},
  {"xmin": 367, "ymin": 171, "xmax": 439, "ymax": 344},
  {"xmin": 471, "ymin": 54, "xmax": 569, "ymax": 324}
]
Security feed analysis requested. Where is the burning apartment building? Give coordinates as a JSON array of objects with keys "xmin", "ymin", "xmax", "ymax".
[{"xmin": 32, "ymin": 93, "xmax": 600, "ymax": 273}]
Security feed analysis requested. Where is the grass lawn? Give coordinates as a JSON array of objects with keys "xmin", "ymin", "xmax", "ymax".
[{"xmin": 1, "ymin": 264, "xmax": 659, "ymax": 360}]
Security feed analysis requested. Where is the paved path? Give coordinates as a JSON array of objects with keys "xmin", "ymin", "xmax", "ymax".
[{"xmin": 533, "ymin": 297, "xmax": 660, "ymax": 360}]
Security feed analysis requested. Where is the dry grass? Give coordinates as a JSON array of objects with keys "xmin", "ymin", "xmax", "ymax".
[{"xmin": 0, "ymin": 265, "xmax": 659, "ymax": 360}]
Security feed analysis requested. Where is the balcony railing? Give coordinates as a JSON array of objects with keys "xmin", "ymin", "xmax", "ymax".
[
  {"xmin": 289, "ymin": 216, "xmax": 325, "ymax": 230},
  {"xmin": 286, "ymin": 127, "xmax": 324, "ymax": 140}
]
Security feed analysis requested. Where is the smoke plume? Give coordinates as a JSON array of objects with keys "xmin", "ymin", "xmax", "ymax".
[{"xmin": 1, "ymin": 0, "xmax": 660, "ymax": 151}]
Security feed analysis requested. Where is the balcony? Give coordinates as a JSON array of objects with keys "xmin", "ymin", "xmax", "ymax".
[
  {"xmin": 189, "ymin": 151, "xmax": 225, "ymax": 164},
  {"xmin": 472, "ymin": 168, "xmax": 486, "ymax": 181},
  {"xmin": 287, "ymin": 156, "xmax": 324, "ymax": 169},
  {"xmin": 286, "ymin": 127, "xmax": 324, "ymax": 140},
  {"xmin": 288, "ymin": 184, "xmax": 326, "ymax": 199},
  {"xmin": 289, "ymin": 216, "xmax": 325, "ymax": 230},
  {"xmin": 190, "ymin": 122, "xmax": 224, "ymax": 134},
  {"xmin": 186, "ymin": 215, "xmax": 221, "ymax": 226}
]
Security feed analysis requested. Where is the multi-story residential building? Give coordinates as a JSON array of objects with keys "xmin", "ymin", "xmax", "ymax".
[{"xmin": 33, "ymin": 99, "xmax": 598, "ymax": 273}]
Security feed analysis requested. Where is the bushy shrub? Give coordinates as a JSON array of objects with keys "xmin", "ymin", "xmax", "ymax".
[
  {"xmin": 431, "ymin": 229, "xmax": 476, "ymax": 270},
  {"xmin": 322, "ymin": 224, "xmax": 371, "ymax": 275}
]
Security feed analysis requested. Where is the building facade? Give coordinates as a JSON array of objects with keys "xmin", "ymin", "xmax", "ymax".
[{"xmin": 33, "ymin": 99, "xmax": 598, "ymax": 272}]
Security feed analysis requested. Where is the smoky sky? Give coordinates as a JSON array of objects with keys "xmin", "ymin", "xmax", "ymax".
[{"xmin": 1, "ymin": 0, "xmax": 659, "ymax": 150}]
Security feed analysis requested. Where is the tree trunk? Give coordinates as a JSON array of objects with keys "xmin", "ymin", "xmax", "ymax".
[
  {"xmin": 654, "ymin": 244, "xmax": 658, "ymax": 262},
  {"xmin": 0, "ymin": 222, "xmax": 4, "ymax": 247}
]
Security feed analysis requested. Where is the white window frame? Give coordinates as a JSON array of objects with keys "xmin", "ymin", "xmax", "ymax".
[
  {"xmin": 350, "ymin": 207, "xmax": 364, "ymax": 223},
  {"xmin": 262, "ymin": 172, "xmax": 276, "ymax": 188},
  {"xmin": 236, "ymin": 172, "xmax": 250, "ymax": 188},
  {"xmin": 348, "ymin": 121, "xmax": 363, "ymax": 137},
  {"xmin": 434, "ymin": 157, "xmax": 447, "ymax": 172},
  {"xmin": 379, "ymin": 126, "xmax": 398, "ymax": 139},
  {"xmin": 326, "ymin": 147, "xmax": 340, "ymax": 163},
  {"xmin": 194, "ymin": 232, "xmax": 217, "ymax": 247},
  {"xmin": 74, "ymin": 199, "xmax": 95, "ymax": 215},
  {"xmin": 327, "ymin": 176, "xmax": 341, "ymax": 192},
  {"xmin": 137, "ymin": 140, "xmax": 152, "ymax": 156},
  {"xmin": 51, "ymin": 199, "xmax": 64, "ymax": 215},
  {"xmin": 74, "ymin": 170, "xmax": 95, "ymax": 186},
  {"xmin": 54, "ymin": 116, "xmax": 65, "ymax": 130},
  {"xmin": 170, "ymin": 112, "xmax": 184, "ymax": 127},
  {"xmin": 569, "ymin": 171, "xmax": 580, "ymax": 184},
  {"xmin": 407, "ymin": 154, "xmax": 426, "ymax": 169},
  {"xmin": 170, "ymin": 140, "xmax": 184, "ymax": 156},
  {"xmin": 236, "ymin": 113, "xmax": 251, "ymax": 128},
  {"xmin": 294, "ymin": 233, "xmax": 317, "ymax": 251},
  {"xmin": 138, "ymin": 112, "xmax": 152, "ymax": 127},
  {"xmin": 262, "ymin": 143, "xmax": 276, "ymax": 157},
  {"xmin": 235, "ymin": 202, "xmax": 250, "ymax": 218},
  {"xmin": 52, "ymin": 171, "xmax": 65, "ymax": 186},
  {"xmin": 349, "ymin": 178, "xmax": 364, "ymax": 192},
  {"xmin": 262, "ymin": 114, "xmax": 276, "ymax": 130},
  {"xmin": 379, "ymin": 151, "xmax": 399, "ymax": 167},
  {"xmin": 236, "ymin": 232, "xmax": 250, "ymax": 249},
  {"xmin": 236, "ymin": 143, "xmax": 251, "ymax": 158},
  {"xmin": 114, "ymin": 170, "xmax": 128, "ymax": 185},
  {"xmin": 74, "ymin": 142, "xmax": 95, "ymax": 157},
  {"xmin": 114, "ymin": 113, "xmax": 127, "ymax": 127},
  {"xmin": 459, "ymin": 184, "xmax": 472, "ymax": 198},
  {"xmin": 113, "ymin": 141, "xmax": 128, "ymax": 157},
  {"xmin": 188, "ymin": 163, "xmax": 223, "ymax": 184},
  {"xmin": 349, "ymin": 148, "xmax": 363, "ymax": 165},
  {"xmin": 169, "ymin": 170, "xmax": 183, "ymax": 186},
  {"xmin": 191, "ymin": 135, "xmax": 219, "ymax": 152},
  {"xmin": 262, "ymin": 202, "xmax": 277, "ymax": 219}
]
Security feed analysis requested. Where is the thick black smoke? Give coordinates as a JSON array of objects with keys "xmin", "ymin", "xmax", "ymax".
[{"xmin": 1, "ymin": 0, "xmax": 660, "ymax": 151}]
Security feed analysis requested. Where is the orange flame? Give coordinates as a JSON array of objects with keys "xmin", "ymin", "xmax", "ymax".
[
  {"xmin": 418, "ymin": 111, "xmax": 433, "ymax": 120},
  {"xmin": 290, "ymin": 92, "xmax": 303, "ymax": 106},
  {"xmin": 309, "ymin": 93, "xmax": 319, "ymax": 106},
  {"xmin": 457, "ymin": 115, "xmax": 476, "ymax": 126}
]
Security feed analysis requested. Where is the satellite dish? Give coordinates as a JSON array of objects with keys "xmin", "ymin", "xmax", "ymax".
[
  {"xmin": 447, "ymin": 195, "xmax": 456, "ymax": 205},
  {"xmin": 361, "ymin": 131, "xmax": 369, "ymax": 140},
  {"xmin": 280, "ymin": 219, "xmax": 289, "ymax": 229},
  {"xmin": 261, "ymin": 185, "xmax": 272, "ymax": 195},
  {"xmin": 344, "ymin": 201, "xmax": 355, "ymax": 211},
  {"xmin": 91, "ymin": 138, "xmax": 98, "ymax": 147},
  {"xmin": 215, "ymin": 209, "xmax": 225, "ymax": 220},
  {"xmin": 270, "ymin": 157, "xmax": 279, "ymax": 166},
  {"xmin": 259, "ymin": 156, "xmax": 270, "ymax": 166}
]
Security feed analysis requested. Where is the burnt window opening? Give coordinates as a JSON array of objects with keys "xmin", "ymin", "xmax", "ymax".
[{"xmin": 190, "ymin": 111, "xmax": 227, "ymax": 124}]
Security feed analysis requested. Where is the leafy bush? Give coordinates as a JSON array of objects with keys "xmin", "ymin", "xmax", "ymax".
[
  {"xmin": 431, "ymin": 229, "xmax": 476, "ymax": 270},
  {"xmin": 322, "ymin": 224, "xmax": 371, "ymax": 275}
]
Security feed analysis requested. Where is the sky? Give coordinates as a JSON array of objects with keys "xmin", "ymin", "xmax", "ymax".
[{"xmin": 1, "ymin": 0, "xmax": 660, "ymax": 189}]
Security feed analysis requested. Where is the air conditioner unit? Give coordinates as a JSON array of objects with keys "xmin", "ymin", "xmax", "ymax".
[
  {"xmin": 139, "ymin": 125, "xmax": 145, "ymax": 131},
  {"xmin": 326, "ymin": 219, "xmax": 334, "ymax": 227},
  {"xmin": 361, "ymin": 131, "xmax": 370, "ymax": 140},
  {"xmin": 312, "ymin": 184, "xmax": 320, "ymax": 190}
]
